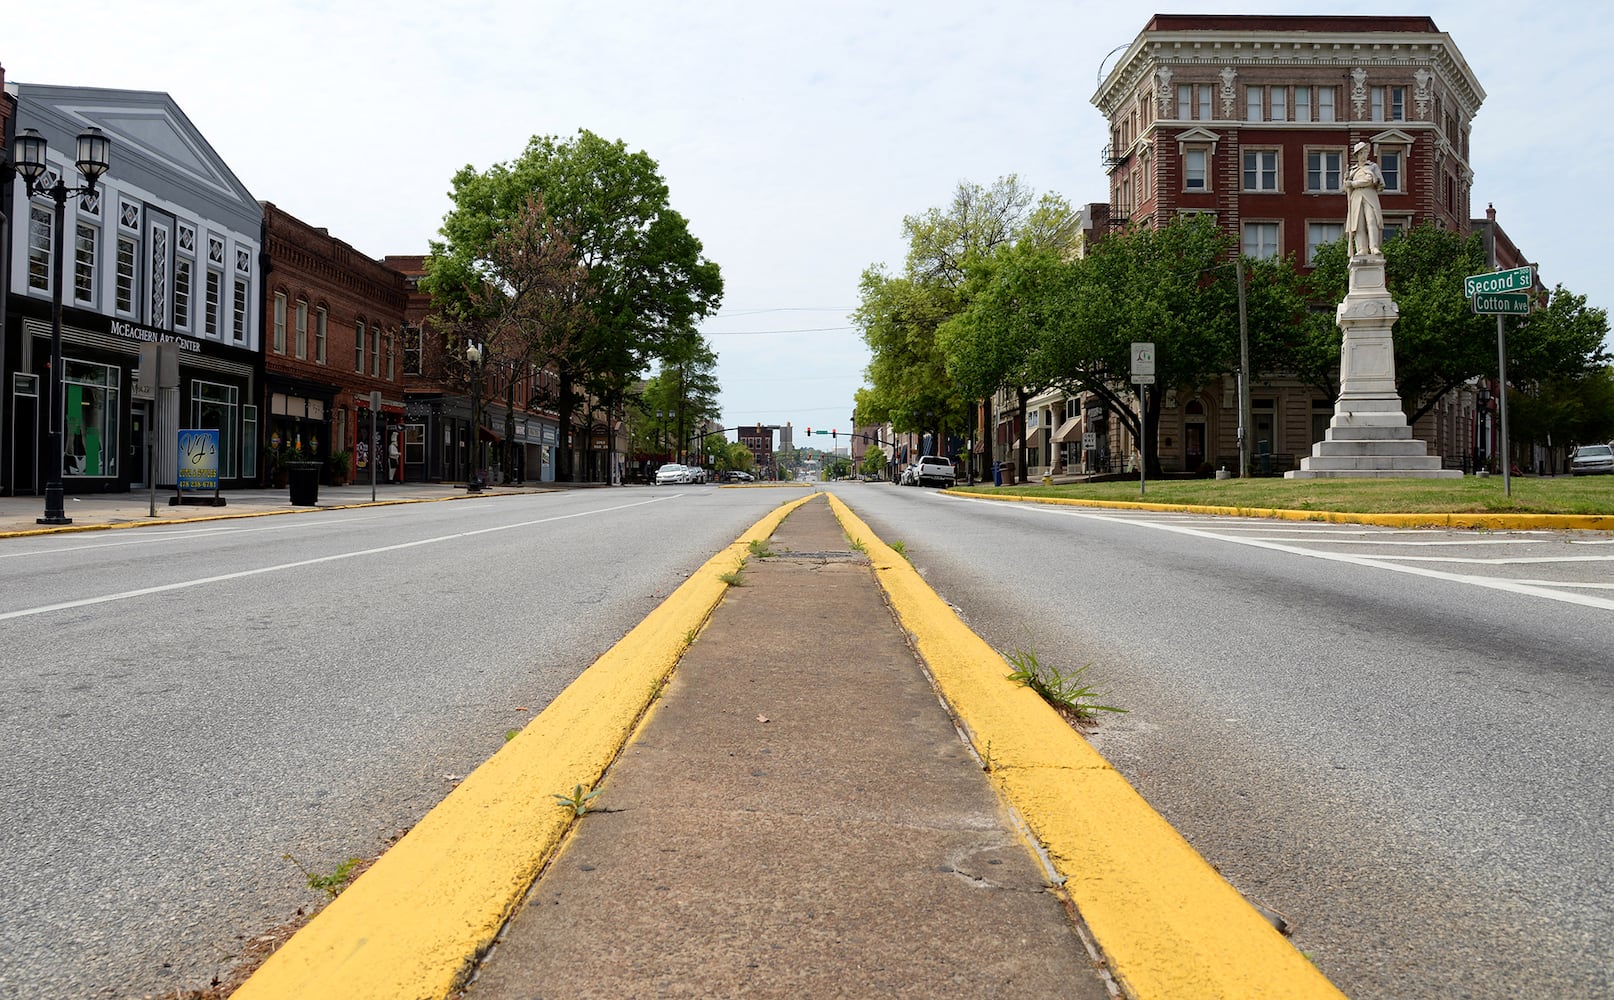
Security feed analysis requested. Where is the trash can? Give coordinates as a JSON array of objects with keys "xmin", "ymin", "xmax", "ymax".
[
  {"xmin": 287, "ymin": 462, "xmax": 322, "ymax": 506},
  {"xmin": 992, "ymin": 462, "xmax": 1003, "ymax": 487}
]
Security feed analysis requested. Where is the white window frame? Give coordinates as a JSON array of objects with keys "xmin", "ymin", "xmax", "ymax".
[
  {"xmin": 1242, "ymin": 221, "xmax": 1280, "ymax": 260},
  {"xmin": 1270, "ymin": 87, "xmax": 1286, "ymax": 122},
  {"xmin": 295, "ymin": 299, "xmax": 309, "ymax": 360},
  {"xmin": 1306, "ymin": 149, "xmax": 1344, "ymax": 193},
  {"xmin": 115, "ymin": 235, "xmax": 138, "ymax": 316},
  {"xmin": 27, "ymin": 205, "xmax": 52, "ymax": 293},
  {"xmin": 205, "ymin": 268, "xmax": 223, "ymax": 338},
  {"xmin": 315, "ymin": 306, "xmax": 328, "ymax": 365},
  {"xmin": 174, "ymin": 258, "xmax": 192, "ymax": 332},
  {"xmin": 1307, "ymin": 222, "xmax": 1344, "ymax": 264},
  {"xmin": 1295, "ymin": 86, "xmax": 1311, "ymax": 123},
  {"xmin": 232, "ymin": 277, "xmax": 248, "ymax": 343},
  {"xmin": 1379, "ymin": 149, "xmax": 1405, "ymax": 193},
  {"xmin": 74, "ymin": 222, "xmax": 99, "ymax": 306},
  {"xmin": 1242, "ymin": 149, "xmax": 1279, "ymax": 192},
  {"xmin": 1317, "ymin": 86, "xmax": 1336, "ymax": 123},
  {"xmin": 272, "ymin": 292, "xmax": 287, "ymax": 354},
  {"xmin": 1184, "ymin": 147, "xmax": 1209, "ymax": 191},
  {"xmin": 355, "ymin": 321, "xmax": 366, "ymax": 372},
  {"xmin": 1246, "ymin": 85, "xmax": 1264, "ymax": 122}
]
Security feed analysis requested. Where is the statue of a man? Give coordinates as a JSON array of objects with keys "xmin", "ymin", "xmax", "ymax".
[{"xmin": 1344, "ymin": 141, "xmax": 1384, "ymax": 256}]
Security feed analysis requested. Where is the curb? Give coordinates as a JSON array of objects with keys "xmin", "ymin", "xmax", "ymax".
[
  {"xmin": 826, "ymin": 493, "xmax": 1345, "ymax": 1000},
  {"xmin": 230, "ymin": 492, "xmax": 820, "ymax": 1000},
  {"xmin": 945, "ymin": 488, "xmax": 1614, "ymax": 532}
]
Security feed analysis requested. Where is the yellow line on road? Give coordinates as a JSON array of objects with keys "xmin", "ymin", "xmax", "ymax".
[
  {"xmin": 232, "ymin": 493, "xmax": 818, "ymax": 1000},
  {"xmin": 827, "ymin": 492, "xmax": 1346, "ymax": 1000},
  {"xmin": 946, "ymin": 488, "xmax": 1614, "ymax": 532}
]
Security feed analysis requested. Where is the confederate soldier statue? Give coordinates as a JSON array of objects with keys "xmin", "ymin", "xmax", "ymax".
[{"xmin": 1344, "ymin": 141, "xmax": 1385, "ymax": 256}]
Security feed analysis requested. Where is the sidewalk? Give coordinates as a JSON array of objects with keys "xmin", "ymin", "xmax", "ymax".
[
  {"xmin": 463, "ymin": 493, "xmax": 1111, "ymax": 998},
  {"xmin": 0, "ymin": 481, "xmax": 557, "ymax": 536}
]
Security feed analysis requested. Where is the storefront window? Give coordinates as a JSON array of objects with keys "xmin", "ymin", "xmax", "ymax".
[
  {"xmin": 64, "ymin": 359, "xmax": 121, "ymax": 477},
  {"xmin": 192, "ymin": 380, "xmax": 239, "ymax": 479}
]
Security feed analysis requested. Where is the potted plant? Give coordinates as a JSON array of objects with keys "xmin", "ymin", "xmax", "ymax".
[{"xmin": 327, "ymin": 449, "xmax": 352, "ymax": 486}]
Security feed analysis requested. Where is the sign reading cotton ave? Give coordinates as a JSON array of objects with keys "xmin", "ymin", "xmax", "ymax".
[{"xmin": 1472, "ymin": 291, "xmax": 1532, "ymax": 316}]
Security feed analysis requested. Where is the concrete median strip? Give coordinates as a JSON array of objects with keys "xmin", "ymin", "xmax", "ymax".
[
  {"xmin": 825, "ymin": 492, "xmax": 1346, "ymax": 1000},
  {"xmin": 232, "ymin": 493, "xmax": 818, "ymax": 1000}
]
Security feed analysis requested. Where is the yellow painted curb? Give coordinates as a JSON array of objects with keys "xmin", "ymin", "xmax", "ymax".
[
  {"xmin": 946, "ymin": 488, "xmax": 1614, "ymax": 532},
  {"xmin": 232, "ymin": 492, "xmax": 819, "ymax": 1000},
  {"xmin": 825, "ymin": 493, "xmax": 1345, "ymax": 1000}
]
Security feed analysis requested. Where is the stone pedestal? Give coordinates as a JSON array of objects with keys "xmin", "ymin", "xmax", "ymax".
[{"xmin": 1287, "ymin": 256, "xmax": 1460, "ymax": 479}]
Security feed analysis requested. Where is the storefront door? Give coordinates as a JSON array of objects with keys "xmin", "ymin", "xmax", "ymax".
[{"xmin": 129, "ymin": 404, "xmax": 150, "ymax": 489}]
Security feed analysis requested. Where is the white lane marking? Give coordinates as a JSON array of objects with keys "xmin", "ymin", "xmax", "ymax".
[
  {"xmin": 986, "ymin": 498, "xmax": 1614, "ymax": 611},
  {"xmin": 0, "ymin": 518, "xmax": 352, "ymax": 560},
  {"xmin": 0, "ymin": 496, "xmax": 680, "ymax": 622},
  {"xmin": 1364, "ymin": 554, "xmax": 1614, "ymax": 565}
]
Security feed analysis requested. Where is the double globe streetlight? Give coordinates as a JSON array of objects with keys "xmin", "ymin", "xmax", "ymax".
[{"xmin": 11, "ymin": 126, "xmax": 112, "ymax": 524}]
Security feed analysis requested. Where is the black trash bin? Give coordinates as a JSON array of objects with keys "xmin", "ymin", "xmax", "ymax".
[{"xmin": 287, "ymin": 462, "xmax": 322, "ymax": 506}]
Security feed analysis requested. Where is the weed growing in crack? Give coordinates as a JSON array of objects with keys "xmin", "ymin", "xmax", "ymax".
[
  {"xmin": 553, "ymin": 784, "xmax": 602, "ymax": 817},
  {"xmin": 283, "ymin": 853, "xmax": 363, "ymax": 899},
  {"xmin": 1005, "ymin": 648, "xmax": 1127, "ymax": 724}
]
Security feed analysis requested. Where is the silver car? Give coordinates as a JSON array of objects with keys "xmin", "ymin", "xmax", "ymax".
[
  {"xmin": 1570, "ymin": 444, "xmax": 1614, "ymax": 475},
  {"xmin": 654, "ymin": 463, "xmax": 694, "ymax": 485}
]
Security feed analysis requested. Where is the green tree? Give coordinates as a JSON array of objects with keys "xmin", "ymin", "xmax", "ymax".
[
  {"xmin": 426, "ymin": 130, "xmax": 723, "ymax": 481},
  {"xmin": 855, "ymin": 177, "xmax": 1077, "ymax": 461},
  {"xmin": 860, "ymin": 446, "xmax": 887, "ymax": 477},
  {"xmin": 1305, "ymin": 225, "xmax": 1607, "ymax": 425}
]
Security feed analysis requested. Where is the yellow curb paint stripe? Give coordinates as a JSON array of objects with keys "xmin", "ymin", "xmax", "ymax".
[
  {"xmin": 946, "ymin": 488, "xmax": 1614, "ymax": 532},
  {"xmin": 232, "ymin": 492, "xmax": 818, "ymax": 1000},
  {"xmin": 826, "ymin": 493, "xmax": 1345, "ymax": 1000}
]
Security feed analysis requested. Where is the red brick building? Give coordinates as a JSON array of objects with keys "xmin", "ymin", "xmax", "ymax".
[
  {"xmin": 1075, "ymin": 14, "xmax": 1492, "ymax": 474},
  {"xmin": 261, "ymin": 202, "xmax": 409, "ymax": 484}
]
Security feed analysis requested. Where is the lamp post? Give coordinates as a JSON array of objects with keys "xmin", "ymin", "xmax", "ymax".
[
  {"xmin": 466, "ymin": 341, "xmax": 484, "ymax": 492},
  {"xmin": 12, "ymin": 127, "xmax": 111, "ymax": 525}
]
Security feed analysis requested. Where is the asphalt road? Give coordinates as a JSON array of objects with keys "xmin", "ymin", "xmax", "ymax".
[
  {"xmin": 830, "ymin": 482, "xmax": 1614, "ymax": 1000},
  {"xmin": 0, "ymin": 486, "xmax": 792, "ymax": 999}
]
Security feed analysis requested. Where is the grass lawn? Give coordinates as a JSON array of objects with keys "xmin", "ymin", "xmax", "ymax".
[{"xmin": 950, "ymin": 475, "xmax": 1614, "ymax": 515}]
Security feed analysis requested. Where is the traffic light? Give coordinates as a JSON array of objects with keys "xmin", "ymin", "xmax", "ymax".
[
  {"xmin": 806, "ymin": 427, "xmax": 811, "ymax": 436},
  {"xmin": 832, "ymin": 429, "xmax": 837, "ymax": 440}
]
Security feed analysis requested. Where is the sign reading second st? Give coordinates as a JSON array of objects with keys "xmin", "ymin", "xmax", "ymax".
[{"xmin": 1464, "ymin": 266, "xmax": 1533, "ymax": 299}]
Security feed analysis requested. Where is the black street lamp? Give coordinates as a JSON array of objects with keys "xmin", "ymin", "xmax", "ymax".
[
  {"xmin": 12, "ymin": 127, "xmax": 112, "ymax": 525},
  {"xmin": 466, "ymin": 341, "xmax": 484, "ymax": 492}
]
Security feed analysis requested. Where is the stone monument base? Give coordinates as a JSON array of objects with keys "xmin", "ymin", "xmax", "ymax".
[
  {"xmin": 1284, "ymin": 412, "xmax": 1462, "ymax": 480},
  {"xmin": 1285, "ymin": 253, "xmax": 1461, "ymax": 479}
]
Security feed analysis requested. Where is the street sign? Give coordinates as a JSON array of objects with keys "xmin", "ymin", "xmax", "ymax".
[
  {"xmin": 1132, "ymin": 374, "xmax": 1156, "ymax": 385},
  {"xmin": 1464, "ymin": 266, "xmax": 1533, "ymax": 298},
  {"xmin": 1472, "ymin": 291, "xmax": 1532, "ymax": 316},
  {"xmin": 1130, "ymin": 342, "xmax": 1155, "ymax": 377}
]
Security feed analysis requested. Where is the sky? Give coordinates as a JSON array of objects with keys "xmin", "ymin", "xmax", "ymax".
[{"xmin": 7, "ymin": 1, "xmax": 1610, "ymax": 439}]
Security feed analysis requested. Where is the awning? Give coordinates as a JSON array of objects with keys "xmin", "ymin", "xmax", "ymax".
[
  {"xmin": 478, "ymin": 425, "xmax": 502, "ymax": 442},
  {"xmin": 1052, "ymin": 416, "xmax": 1084, "ymax": 444}
]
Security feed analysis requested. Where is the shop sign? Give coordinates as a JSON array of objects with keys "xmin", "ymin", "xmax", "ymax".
[
  {"xmin": 110, "ymin": 318, "xmax": 202, "ymax": 353},
  {"xmin": 177, "ymin": 429, "xmax": 220, "ymax": 491}
]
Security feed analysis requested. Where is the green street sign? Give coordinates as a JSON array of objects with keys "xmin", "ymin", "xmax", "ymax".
[
  {"xmin": 1464, "ymin": 266, "xmax": 1533, "ymax": 298},
  {"xmin": 1472, "ymin": 291, "xmax": 1532, "ymax": 316}
]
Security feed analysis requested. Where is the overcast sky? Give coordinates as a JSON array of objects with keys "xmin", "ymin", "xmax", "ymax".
[{"xmin": 7, "ymin": 1, "xmax": 1609, "ymax": 436}]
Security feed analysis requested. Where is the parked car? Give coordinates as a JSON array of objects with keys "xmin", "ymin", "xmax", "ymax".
[
  {"xmin": 655, "ymin": 463, "xmax": 695, "ymax": 485},
  {"xmin": 1570, "ymin": 443, "xmax": 1614, "ymax": 475},
  {"xmin": 913, "ymin": 455, "xmax": 957, "ymax": 488},
  {"xmin": 898, "ymin": 464, "xmax": 919, "ymax": 486}
]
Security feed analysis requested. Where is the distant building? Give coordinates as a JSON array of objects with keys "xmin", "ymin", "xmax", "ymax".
[{"xmin": 737, "ymin": 424, "xmax": 774, "ymax": 477}]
